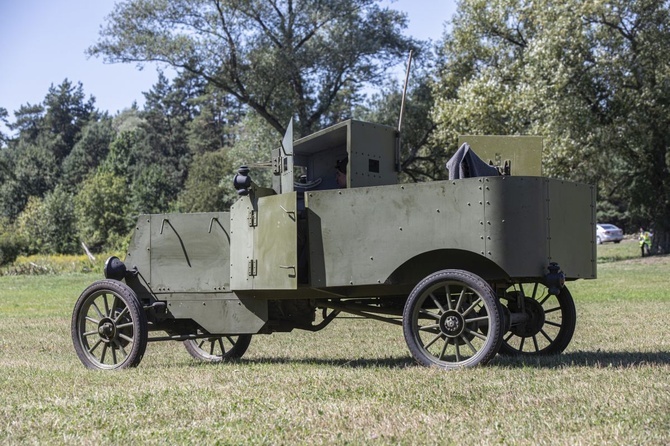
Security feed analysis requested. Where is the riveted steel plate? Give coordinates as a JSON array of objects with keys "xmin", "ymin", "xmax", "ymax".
[
  {"xmin": 149, "ymin": 212, "xmax": 231, "ymax": 293},
  {"xmin": 305, "ymin": 179, "xmax": 486, "ymax": 287}
]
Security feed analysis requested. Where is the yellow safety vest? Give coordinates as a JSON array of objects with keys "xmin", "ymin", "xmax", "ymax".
[{"xmin": 639, "ymin": 232, "xmax": 651, "ymax": 247}]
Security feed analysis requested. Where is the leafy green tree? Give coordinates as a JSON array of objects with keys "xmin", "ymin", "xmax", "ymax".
[
  {"xmin": 89, "ymin": 0, "xmax": 415, "ymax": 137},
  {"xmin": 61, "ymin": 118, "xmax": 115, "ymax": 192},
  {"xmin": 187, "ymin": 87, "xmax": 243, "ymax": 155},
  {"xmin": 0, "ymin": 216, "xmax": 24, "ymax": 265},
  {"xmin": 8, "ymin": 103, "xmax": 45, "ymax": 143},
  {"xmin": 74, "ymin": 171, "xmax": 131, "ymax": 251},
  {"xmin": 102, "ymin": 127, "xmax": 181, "ymax": 214},
  {"xmin": 0, "ymin": 138, "xmax": 12, "ymax": 183},
  {"xmin": 100, "ymin": 129, "xmax": 151, "ymax": 183},
  {"xmin": 130, "ymin": 163, "xmax": 180, "ymax": 215},
  {"xmin": 0, "ymin": 107, "xmax": 9, "ymax": 148},
  {"xmin": 15, "ymin": 196, "xmax": 44, "ymax": 255},
  {"xmin": 142, "ymin": 72, "xmax": 193, "ymax": 162},
  {"xmin": 14, "ymin": 186, "xmax": 79, "ymax": 255},
  {"xmin": 0, "ymin": 139, "xmax": 60, "ymax": 219},
  {"xmin": 41, "ymin": 185, "xmax": 79, "ymax": 254},
  {"xmin": 177, "ymin": 149, "xmax": 234, "ymax": 212},
  {"xmin": 432, "ymin": 0, "xmax": 670, "ymax": 253},
  {"xmin": 112, "ymin": 106, "xmax": 145, "ymax": 134},
  {"xmin": 42, "ymin": 79, "xmax": 98, "ymax": 161},
  {"xmin": 1, "ymin": 80, "xmax": 100, "ymax": 221}
]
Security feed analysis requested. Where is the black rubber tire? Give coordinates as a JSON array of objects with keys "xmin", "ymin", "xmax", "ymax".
[
  {"xmin": 402, "ymin": 270, "xmax": 503, "ymax": 369},
  {"xmin": 71, "ymin": 280, "xmax": 148, "ymax": 370},
  {"xmin": 183, "ymin": 335, "xmax": 252, "ymax": 362},
  {"xmin": 499, "ymin": 284, "xmax": 576, "ymax": 356}
]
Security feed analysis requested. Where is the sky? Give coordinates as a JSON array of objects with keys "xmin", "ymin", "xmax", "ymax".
[{"xmin": 0, "ymin": 0, "xmax": 457, "ymax": 130}]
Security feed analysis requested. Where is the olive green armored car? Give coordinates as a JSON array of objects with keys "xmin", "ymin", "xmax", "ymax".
[{"xmin": 71, "ymin": 119, "xmax": 596, "ymax": 370}]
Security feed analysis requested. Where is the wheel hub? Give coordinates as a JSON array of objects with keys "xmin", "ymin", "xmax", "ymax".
[
  {"xmin": 98, "ymin": 318, "xmax": 117, "ymax": 343},
  {"xmin": 510, "ymin": 297, "xmax": 546, "ymax": 337},
  {"xmin": 439, "ymin": 310, "xmax": 465, "ymax": 338}
]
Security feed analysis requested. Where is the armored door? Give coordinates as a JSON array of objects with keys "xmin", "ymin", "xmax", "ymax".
[{"xmin": 230, "ymin": 192, "xmax": 298, "ymax": 291}]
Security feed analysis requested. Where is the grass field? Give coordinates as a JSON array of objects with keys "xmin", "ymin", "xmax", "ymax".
[{"xmin": 0, "ymin": 239, "xmax": 668, "ymax": 445}]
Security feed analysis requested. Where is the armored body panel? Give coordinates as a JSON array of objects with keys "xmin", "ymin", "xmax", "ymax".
[
  {"xmin": 274, "ymin": 119, "xmax": 399, "ymax": 194},
  {"xmin": 125, "ymin": 212, "xmax": 267, "ymax": 334},
  {"xmin": 304, "ymin": 176, "xmax": 595, "ymax": 292}
]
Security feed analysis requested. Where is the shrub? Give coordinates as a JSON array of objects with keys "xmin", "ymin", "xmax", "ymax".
[
  {"xmin": 0, "ymin": 232, "xmax": 23, "ymax": 266},
  {"xmin": 0, "ymin": 217, "xmax": 26, "ymax": 266}
]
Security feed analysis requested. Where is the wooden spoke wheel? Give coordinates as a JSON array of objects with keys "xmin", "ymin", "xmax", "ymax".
[
  {"xmin": 184, "ymin": 334, "xmax": 252, "ymax": 362},
  {"xmin": 71, "ymin": 280, "xmax": 148, "ymax": 370},
  {"xmin": 403, "ymin": 270, "xmax": 503, "ymax": 369},
  {"xmin": 499, "ymin": 283, "xmax": 576, "ymax": 355}
]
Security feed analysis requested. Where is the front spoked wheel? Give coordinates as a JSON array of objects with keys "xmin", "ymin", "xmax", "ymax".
[
  {"xmin": 403, "ymin": 270, "xmax": 503, "ymax": 369},
  {"xmin": 499, "ymin": 283, "xmax": 576, "ymax": 355},
  {"xmin": 183, "ymin": 334, "xmax": 252, "ymax": 362},
  {"xmin": 71, "ymin": 280, "xmax": 148, "ymax": 370}
]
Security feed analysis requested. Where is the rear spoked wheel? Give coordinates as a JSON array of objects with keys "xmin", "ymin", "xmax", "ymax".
[
  {"xmin": 403, "ymin": 270, "xmax": 503, "ymax": 369},
  {"xmin": 499, "ymin": 283, "xmax": 576, "ymax": 355},
  {"xmin": 184, "ymin": 334, "xmax": 252, "ymax": 362},
  {"xmin": 71, "ymin": 280, "xmax": 148, "ymax": 370}
]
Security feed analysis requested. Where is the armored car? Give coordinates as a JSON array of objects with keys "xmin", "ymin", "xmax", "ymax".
[{"xmin": 71, "ymin": 119, "xmax": 596, "ymax": 370}]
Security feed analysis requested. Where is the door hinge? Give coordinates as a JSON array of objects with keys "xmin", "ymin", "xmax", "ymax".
[
  {"xmin": 248, "ymin": 209, "xmax": 258, "ymax": 227},
  {"xmin": 248, "ymin": 259, "xmax": 258, "ymax": 277},
  {"xmin": 272, "ymin": 156, "xmax": 281, "ymax": 175}
]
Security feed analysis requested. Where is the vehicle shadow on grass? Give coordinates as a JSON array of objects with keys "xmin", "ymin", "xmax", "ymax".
[
  {"xmin": 214, "ymin": 351, "xmax": 670, "ymax": 370},
  {"xmin": 179, "ymin": 348, "xmax": 669, "ymax": 370},
  {"xmin": 492, "ymin": 350, "xmax": 670, "ymax": 369},
  {"xmin": 185, "ymin": 356, "xmax": 416, "ymax": 369}
]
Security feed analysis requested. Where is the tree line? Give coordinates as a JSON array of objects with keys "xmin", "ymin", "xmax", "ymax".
[{"xmin": 1, "ymin": 0, "xmax": 669, "ymax": 264}]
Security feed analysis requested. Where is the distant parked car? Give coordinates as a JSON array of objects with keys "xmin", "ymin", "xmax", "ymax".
[{"xmin": 596, "ymin": 223, "xmax": 623, "ymax": 244}]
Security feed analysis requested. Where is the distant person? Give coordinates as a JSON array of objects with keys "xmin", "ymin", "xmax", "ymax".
[
  {"xmin": 639, "ymin": 228, "xmax": 652, "ymax": 257},
  {"xmin": 335, "ymin": 156, "xmax": 348, "ymax": 188}
]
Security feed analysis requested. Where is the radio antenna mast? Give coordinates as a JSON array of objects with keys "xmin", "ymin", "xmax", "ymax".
[
  {"xmin": 396, "ymin": 50, "xmax": 414, "ymax": 172},
  {"xmin": 397, "ymin": 50, "xmax": 414, "ymax": 134}
]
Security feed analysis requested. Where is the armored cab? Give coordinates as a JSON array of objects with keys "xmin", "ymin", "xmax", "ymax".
[{"xmin": 71, "ymin": 119, "xmax": 596, "ymax": 371}]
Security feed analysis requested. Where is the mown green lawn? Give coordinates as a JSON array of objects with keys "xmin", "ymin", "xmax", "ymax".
[{"xmin": 0, "ymin": 240, "xmax": 668, "ymax": 445}]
